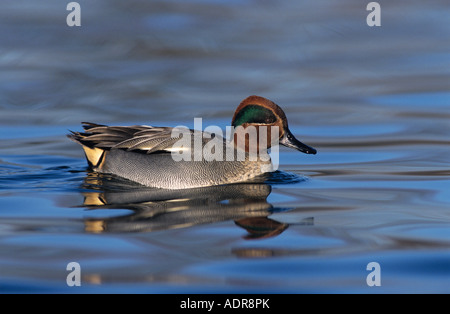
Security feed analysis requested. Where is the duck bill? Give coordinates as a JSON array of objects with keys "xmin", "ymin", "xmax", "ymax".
[{"xmin": 280, "ymin": 130, "xmax": 317, "ymax": 154}]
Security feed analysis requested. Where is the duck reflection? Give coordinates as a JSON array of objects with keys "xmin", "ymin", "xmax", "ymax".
[{"xmin": 80, "ymin": 172, "xmax": 299, "ymax": 239}]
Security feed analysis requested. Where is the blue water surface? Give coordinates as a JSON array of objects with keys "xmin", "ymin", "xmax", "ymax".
[{"xmin": 0, "ymin": 0, "xmax": 449, "ymax": 294}]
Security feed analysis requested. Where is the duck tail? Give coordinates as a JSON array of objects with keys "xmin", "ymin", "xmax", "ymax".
[{"xmin": 67, "ymin": 122, "xmax": 108, "ymax": 169}]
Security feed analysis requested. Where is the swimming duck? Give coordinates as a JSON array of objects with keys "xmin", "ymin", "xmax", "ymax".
[{"xmin": 68, "ymin": 95, "xmax": 316, "ymax": 189}]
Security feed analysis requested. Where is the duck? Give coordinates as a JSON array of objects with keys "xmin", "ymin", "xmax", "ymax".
[{"xmin": 68, "ymin": 95, "xmax": 317, "ymax": 189}]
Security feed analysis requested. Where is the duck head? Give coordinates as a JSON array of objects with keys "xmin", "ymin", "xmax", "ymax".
[{"xmin": 231, "ymin": 95, "xmax": 317, "ymax": 154}]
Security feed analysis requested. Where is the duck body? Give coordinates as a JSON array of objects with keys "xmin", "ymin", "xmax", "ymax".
[
  {"xmin": 69, "ymin": 96, "xmax": 316, "ymax": 189},
  {"xmin": 92, "ymin": 129, "xmax": 272, "ymax": 189}
]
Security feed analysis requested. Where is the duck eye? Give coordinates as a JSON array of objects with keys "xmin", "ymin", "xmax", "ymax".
[{"xmin": 233, "ymin": 105, "xmax": 277, "ymax": 126}]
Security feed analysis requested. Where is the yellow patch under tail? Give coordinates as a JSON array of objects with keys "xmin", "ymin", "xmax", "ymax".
[{"xmin": 82, "ymin": 145, "xmax": 107, "ymax": 169}]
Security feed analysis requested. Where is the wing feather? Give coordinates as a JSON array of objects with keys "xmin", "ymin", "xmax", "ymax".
[{"xmin": 68, "ymin": 123, "xmax": 194, "ymax": 154}]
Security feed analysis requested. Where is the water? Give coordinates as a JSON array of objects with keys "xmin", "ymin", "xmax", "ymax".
[{"xmin": 1, "ymin": 0, "xmax": 449, "ymax": 293}]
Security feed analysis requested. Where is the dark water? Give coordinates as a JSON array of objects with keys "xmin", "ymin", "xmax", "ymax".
[{"xmin": 0, "ymin": 0, "xmax": 449, "ymax": 293}]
